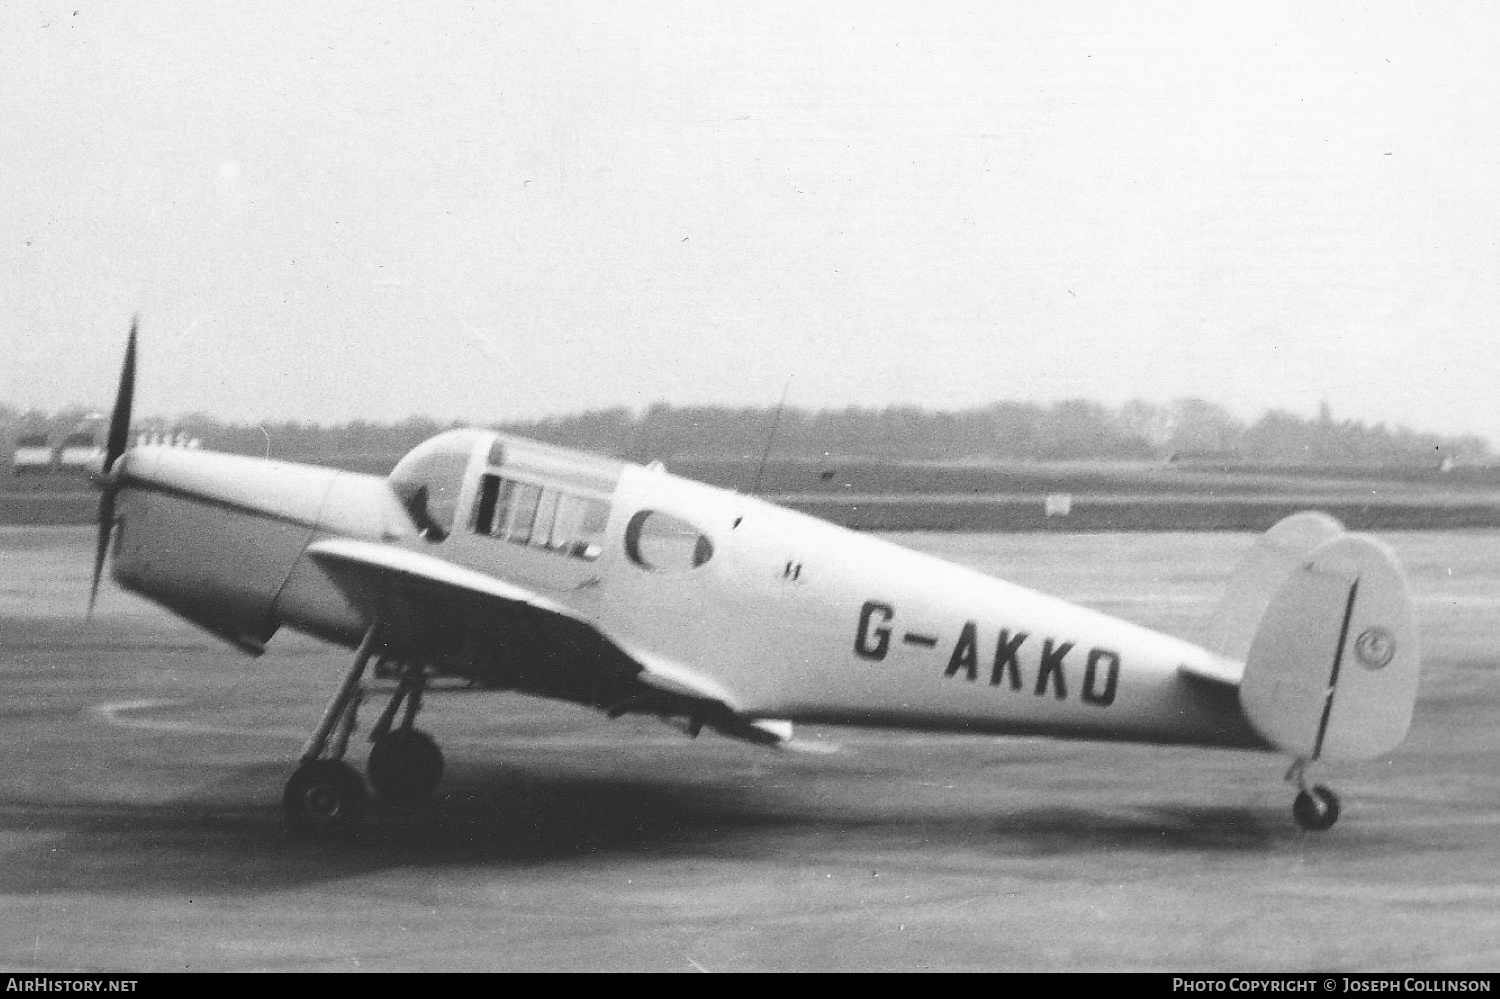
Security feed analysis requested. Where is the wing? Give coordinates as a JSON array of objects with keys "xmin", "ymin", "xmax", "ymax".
[
  {"xmin": 309, "ymin": 537, "xmax": 587, "ymax": 626},
  {"xmin": 307, "ymin": 538, "xmax": 637, "ymax": 702},
  {"xmin": 304, "ymin": 539, "xmax": 790, "ymax": 745}
]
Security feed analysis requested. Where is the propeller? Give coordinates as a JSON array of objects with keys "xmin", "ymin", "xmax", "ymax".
[{"xmin": 89, "ymin": 317, "xmax": 137, "ymax": 616}]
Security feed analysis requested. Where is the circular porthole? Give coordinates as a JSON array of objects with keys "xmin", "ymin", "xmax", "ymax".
[{"xmin": 624, "ymin": 510, "xmax": 714, "ymax": 572}]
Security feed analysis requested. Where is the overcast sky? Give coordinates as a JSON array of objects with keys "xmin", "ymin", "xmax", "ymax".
[{"xmin": 3, "ymin": 2, "xmax": 1498, "ymax": 442}]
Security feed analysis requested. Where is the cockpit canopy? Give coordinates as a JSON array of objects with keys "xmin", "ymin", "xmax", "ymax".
[
  {"xmin": 388, "ymin": 430, "xmax": 488, "ymax": 540},
  {"xmin": 388, "ymin": 429, "xmax": 626, "ymax": 542}
]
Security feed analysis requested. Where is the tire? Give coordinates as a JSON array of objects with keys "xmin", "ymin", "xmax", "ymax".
[
  {"xmin": 283, "ymin": 760, "xmax": 367, "ymax": 839},
  {"xmin": 367, "ymin": 729, "xmax": 444, "ymax": 802},
  {"xmin": 1293, "ymin": 785, "xmax": 1341, "ymax": 832}
]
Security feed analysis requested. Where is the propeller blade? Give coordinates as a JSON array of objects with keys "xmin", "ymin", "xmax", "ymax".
[
  {"xmin": 90, "ymin": 319, "xmax": 138, "ymax": 617},
  {"xmin": 89, "ymin": 488, "xmax": 115, "ymax": 616},
  {"xmin": 104, "ymin": 317, "xmax": 137, "ymax": 474}
]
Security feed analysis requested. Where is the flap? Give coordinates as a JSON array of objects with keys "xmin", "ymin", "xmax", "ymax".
[{"xmin": 625, "ymin": 644, "xmax": 739, "ymax": 707}]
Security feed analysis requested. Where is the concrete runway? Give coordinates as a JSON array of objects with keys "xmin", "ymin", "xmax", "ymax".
[{"xmin": 2, "ymin": 526, "xmax": 1498, "ymax": 972}]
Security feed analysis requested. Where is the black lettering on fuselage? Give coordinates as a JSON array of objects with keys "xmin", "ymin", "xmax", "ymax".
[
  {"xmin": 1034, "ymin": 639, "xmax": 1071, "ymax": 699},
  {"xmin": 855, "ymin": 601, "xmax": 894, "ymax": 661},
  {"xmin": 991, "ymin": 629, "xmax": 1027, "ymax": 689},
  {"xmin": 945, "ymin": 621, "xmax": 979, "ymax": 681},
  {"xmin": 1083, "ymin": 648, "xmax": 1120, "ymax": 706},
  {"xmin": 873, "ymin": 605, "xmax": 1120, "ymax": 710}
]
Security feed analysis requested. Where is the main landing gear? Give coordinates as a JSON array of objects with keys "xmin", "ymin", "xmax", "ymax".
[
  {"xmin": 1286, "ymin": 758, "xmax": 1341, "ymax": 832},
  {"xmin": 282, "ymin": 626, "xmax": 445, "ymax": 838}
]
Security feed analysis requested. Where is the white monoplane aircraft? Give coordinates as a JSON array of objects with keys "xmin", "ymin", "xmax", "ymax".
[{"xmin": 90, "ymin": 323, "xmax": 1421, "ymax": 837}]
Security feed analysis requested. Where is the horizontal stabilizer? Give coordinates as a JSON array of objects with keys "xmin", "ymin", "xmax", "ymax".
[{"xmin": 1176, "ymin": 652, "xmax": 1247, "ymax": 687}]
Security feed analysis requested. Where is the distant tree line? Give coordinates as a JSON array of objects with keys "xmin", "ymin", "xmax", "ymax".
[
  {"xmin": 499, "ymin": 398, "xmax": 1489, "ymax": 467},
  {"xmin": 0, "ymin": 398, "xmax": 1488, "ymax": 468}
]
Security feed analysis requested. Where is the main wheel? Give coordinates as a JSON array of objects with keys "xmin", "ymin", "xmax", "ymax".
[
  {"xmin": 1293, "ymin": 785, "xmax": 1341, "ymax": 832},
  {"xmin": 367, "ymin": 729, "xmax": 444, "ymax": 802},
  {"xmin": 283, "ymin": 760, "xmax": 367, "ymax": 838}
]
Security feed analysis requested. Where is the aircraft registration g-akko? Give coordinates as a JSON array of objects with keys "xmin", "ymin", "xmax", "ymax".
[{"xmin": 90, "ymin": 322, "xmax": 1421, "ymax": 838}]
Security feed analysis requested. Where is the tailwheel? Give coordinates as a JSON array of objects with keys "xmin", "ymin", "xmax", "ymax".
[
  {"xmin": 283, "ymin": 760, "xmax": 367, "ymax": 839},
  {"xmin": 367, "ymin": 728, "xmax": 444, "ymax": 802},
  {"xmin": 1293, "ymin": 785, "xmax": 1341, "ymax": 832}
]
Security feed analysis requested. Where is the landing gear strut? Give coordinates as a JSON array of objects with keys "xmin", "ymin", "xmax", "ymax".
[
  {"xmin": 282, "ymin": 627, "xmax": 446, "ymax": 838},
  {"xmin": 283, "ymin": 626, "xmax": 378, "ymax": 838},
  {"xmin": 1286, "ymin": 759, "xmax": 1341, "ymax": 832},
  {"xmin": 365, "ymin": 667, "xmax": 444, "ymax": 802}
]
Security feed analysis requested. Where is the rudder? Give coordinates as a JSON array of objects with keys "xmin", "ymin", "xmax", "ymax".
[{"xmin": 1239, "ymin": 531, "xmax": 1420, "ymax": 761}]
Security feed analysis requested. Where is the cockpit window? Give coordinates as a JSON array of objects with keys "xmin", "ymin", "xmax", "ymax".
[
  {"xmin": 389, "ymin": 434, "xmax": 476, "ymax": 542},
  {"xmin": 624, "ymin": 510, "xmax": 714, "ymax": 572},
  {"xmin": 508, "ymin": 482, "xmax": 542, "ymax": 543},
  {"xmin": 472, "ymin": 472, "xmax": 608, "ymax": 561}
]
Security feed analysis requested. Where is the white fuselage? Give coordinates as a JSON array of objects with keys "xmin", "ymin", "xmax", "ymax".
[
  {"xmin": 592, "ymin": 466, "xmax": 1257, "ymax": 747},
  {"xmin": 110, "ymin": 433, "xmax": 1262, "ymax": 751}
]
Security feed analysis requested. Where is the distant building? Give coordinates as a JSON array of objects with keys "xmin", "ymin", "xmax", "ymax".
[{"xmin": 11, "ymin": 433, "xmax": 53, "ymax": 474}]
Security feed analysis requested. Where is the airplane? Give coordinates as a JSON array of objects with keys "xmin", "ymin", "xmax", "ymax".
[{"xmin": 89, "ymin": 321, "xmax": 1422, "ymax": 838}]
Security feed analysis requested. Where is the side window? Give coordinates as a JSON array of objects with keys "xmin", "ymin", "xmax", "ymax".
[
  {"xmin": 473, "ymin": 474, "xmax": 503, "ymax": 535},
  {"xmin": 625, "ymin": 510, "xmax": 714, "ymax": 572},
  {"xmin": 471, "ymin": 474, "xmax": 609, "ymax": 561},
  {"xmin": 531, "ymin": 491, "xmax": 560, "ymax": 551},
  {"xmin": 547, "ymin": 493, "xmax": 583, "ymax": 552},
  {"xmin": 507, "ymin": 483, "xmax": 542, "ymax": 544},
  {"xmin": 576, "ymin": 499, "xmax": 608, "ymax": 560},
  {"xmin": 548, "ymin": 494, "xmax": 608, "ymax": 561}
]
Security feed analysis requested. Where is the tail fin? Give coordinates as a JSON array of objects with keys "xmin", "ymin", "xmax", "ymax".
[
  {"xmin": 1204, "ymin": 511, "xmax": 1346, "ymax": 663},
  {"xmin": 1204, "ymin": 513, "xmax": 1420, "ymax": 761}
]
